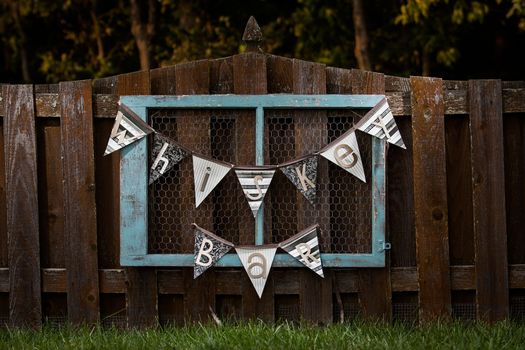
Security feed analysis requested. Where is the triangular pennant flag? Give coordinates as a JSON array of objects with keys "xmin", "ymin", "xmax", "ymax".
[
  {"xmin": 193, "ymin": 224, "xmax": 234, "ymax": 279},
  {"xmin": 104, "ymin": 103, "xmax": 154, "ymax": 155},
  {"xmin": 279, "ymin": 156, "xmax": 318, "ymax": 205},
  {"xmin": 235, "ymin": 245, "xmax": 277, "ymax": 298},
  {"xmin": 149, "ymin": 134, "xmax": 190, "ymax": 184},
  {"xmin": 320, "ymin": 131, "xmax": 366, "ymax": 182},
  {"xmin": 235, "ymin": 167, "xmax": 275, "ymax": 217},
  {"xmin": 193, "ymin": 155, "xmax": 232, "ymax": 208},
  {"xmin": 356, "ymin": 97, "xmax": 406, "ymax": 149},
  {"xmin": 279, "ymin": 224, "xmax": 324, "ymax": 278}
]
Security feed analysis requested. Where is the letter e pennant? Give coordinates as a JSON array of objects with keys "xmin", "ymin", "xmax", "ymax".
[
  {"xmin": 280, "ymin": 224, "xmax": 324, "ymax": 278},
  {"xmin": 235, "ymin": 167, "xmax": 275, "ymax": 217},
  {"xmin": 193, "ymin": 224, "xmax": 234, "ymax": 279},
  {"xmin": 193, "ymin": 155, "xmax": 233, "ymax": 208},
  {"xmin": 149, "ymin": 134, "xmax": 190, "ymax": 184},
  {"xmin": 236, "ymin": 245, "xmax": 277, "ymax": 298},
  {"xmin": 280, "ymin": 156, "xmax": 318, "ymax": 205},
  {"xmin": 104, "ymin": 103, "xmax": 154, "ymax": 155},
  {"xmin": 320, "ymin": 131, "xmax": 366, "ymax": 182},
  {"xmin": 356, "ymin": 98, "xmax": 405, "ymax": 149}
]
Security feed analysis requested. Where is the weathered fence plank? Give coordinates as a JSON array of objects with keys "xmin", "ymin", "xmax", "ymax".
[
  {"xmin": 117, "ymin": 70, "xmax": 159, "ymax": 328},
  {"xmin": 410, "ymin": 76, "xmax": 451, "ymax": 322},
  {"xmin": 2, "ymin": 84, "xmax": 42, "ymax": 328},
  {"xmin": 469, "ymin": 79, "xmax": 509, "ymax": 322},
  {"xmin": 351, "ymin": 70, "xmax": 392, "ymax": 322},
  {"xmin": 60, "ymin": 80, "xmax": 100, "ymax": 324}
]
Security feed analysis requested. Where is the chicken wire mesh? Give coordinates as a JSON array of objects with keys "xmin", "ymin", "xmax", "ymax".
[{"xmin": 147, "ymin": 108, "xmax": 373, "ymax": 254}]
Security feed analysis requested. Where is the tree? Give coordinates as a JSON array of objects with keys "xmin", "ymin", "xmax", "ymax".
[{"xmin": 131, "ymin": 0, "xmax": 155, "ymax": 70}]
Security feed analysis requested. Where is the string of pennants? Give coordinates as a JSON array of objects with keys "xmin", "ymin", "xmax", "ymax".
[
  {"xmin": 193, "ymin": 223, "xmax": 323, "ymax": 298},
  {"xmin": 104, "ymin": 97, "xmax": 405, "ymax": 218}
]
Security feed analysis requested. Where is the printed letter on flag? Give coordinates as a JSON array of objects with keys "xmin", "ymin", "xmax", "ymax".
[
  {"xmin": 236, "ymin": 245, "xmax": 277, "ymax": 298},
  {"xmin": 280, "ymin": 156, "xmax": 318, "ymax": 205},
  {"xmin": 279, "ymin": 224, "xmax": 324, "ymax": 277},
  {"xmin": 193, "ymin": 155, "xmax": 233, "ymax": 208},
  {"xmin": 104, "ymin": 103, "xmax": 154, "ymax": 155},
  {"xmin": 320, "ymin": 131, "xmax": 366, "ymax": 182},
  {"xmin": 356, "ymin": 97, "xmax": 406, "ymax": 149},
  {"xmin": 149, "ymin": 134, "xmax": 190, "ymax": 184},
  {"xmin": 193, "ymin": 224, "xmax": 234, "ymax": 278},
  {"xmin": 235, "ymin": 167, "xmax": 275, "ymax": 217}
]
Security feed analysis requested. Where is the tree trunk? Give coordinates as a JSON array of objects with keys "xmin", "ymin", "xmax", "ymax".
[
  {"xmin": 131, "ymin": 0, "xmax": 155, "ymax": 71},
  {"xmin": 8, "ymin": 0, "xmax": 31, "ymax": 82},
  {"xmin": 422, "ymin": 44, "xmax": 431, "ymax": 76},
  {"xmin": 90, "ymin": 0, "xmax": 105, "ymax": 66},
  {"xmin": 351, "ymin": 0, "xmax": 372, "ymax": 71}
]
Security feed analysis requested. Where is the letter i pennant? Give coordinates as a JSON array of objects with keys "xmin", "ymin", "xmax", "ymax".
[
  {"xmin": 149, "ymin": 134, "xmax": 190, "ymax": 184},
  {"xmin": 192, "ymin": 155, "xmax": 233, "ymax": 208},
  {"xmin": 280, "ymin": 224, "xmax": 324, "ymax": 278},
  {"xmin": 236, "ymin": 246, "xmax": 277, "ymax": 298},
  {"xmin": 193, "ymin": 224, "xmax": 234, "ymax": 279}
]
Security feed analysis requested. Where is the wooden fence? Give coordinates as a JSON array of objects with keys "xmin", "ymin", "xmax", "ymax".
[{"xmin": 0, "ymin": 49, "xmax": 524, "ymax": 328}]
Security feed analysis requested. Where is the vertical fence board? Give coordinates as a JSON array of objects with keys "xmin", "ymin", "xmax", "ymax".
[
  {"xmin": 118, "ymin": 71, "xmax": 158, "ymax": 328},
  {"xmin": 292, "ymin": 59, "xmax": 332, "ymax": 324},
  {"xmin": 0, "ymin": 92, "xmax": 7, "ymax": 268},
  {"xmin": 410, "ymin": 76, "xmax": 451, "ymax": 322},
  {"xmin": 233, "ymin": 52, "xmax": 274, "ymax": 321},
  {"xmin": 351, "ymin": 70, "xmax": 392, "ymax": 321},
  {"xmin": 469, "ymin": 79, "xmax": 509, "ymax": 321},
  {"xmin": 3, "ymin": 84, "xmax": 42, "ymax": 328},
  {"xmin": 60, "ymin": 80, "xmax": 100, "ymax": 324}
]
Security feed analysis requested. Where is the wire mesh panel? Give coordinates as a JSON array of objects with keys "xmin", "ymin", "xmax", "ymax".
[{"xmin": 147, "ymin": 108, "xmax": 374, "ymax": 254}]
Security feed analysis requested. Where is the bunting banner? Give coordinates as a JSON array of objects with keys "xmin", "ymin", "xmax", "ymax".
[
  {"xmin": 235, "ymin": 167, "xmax": 275, "ymax": 217},
  {"xmin": 192, "ymin": 155, "xmax": 233, "ymax": 208},
  {"xmin": 279, "ymin": 156, "xmax": 318, "ymax": 205},
  {"xmin": 236, "ymin": 245, "xmax": 278, "ymax": 298},
  {"xmin": 149, "ymin": 134, "xmax": 190, "ymax": 184},
  {"xmin": 279, "ymin": 224, "xmax": 324, "ymax": 277},
  {"xmin": 104, "ymin": 103, "xmax": 154, "ymax": 156},
  {"xmin": 319, "ymin": 131, "xmax": 366, "ymax": 182},
  {"xmin": 193, "ymin": 224, "xmax": 234, "ymax": 279},
  {"xmin": 356, "ymin": 97, "xmax": 406, "ymax": 149}
]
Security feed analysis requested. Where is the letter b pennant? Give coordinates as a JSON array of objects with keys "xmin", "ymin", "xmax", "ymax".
[{"xmin": 193, "ymin": 224, "xmax": 234, "ymax": 278}]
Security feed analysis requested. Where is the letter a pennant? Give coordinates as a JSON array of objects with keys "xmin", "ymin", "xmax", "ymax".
[
  {"xmin": 235, "ymin": 167, "xmax": 275, "ymax": 217},
  {"xmin": 104, "ymin": 103, "xmax": 154, "ymax": 155},
  {"xmin": 193, "ymin": 224, "xmax": 234, "ymax": 279},
  {"xmin": 356, "ymin": 97, "xmax": 406, "ymax": 149},
  {"xmin": 279, "ymin": 224, "xmax": 324, "ymax": 278},
  {"xmin": 236, "ymin": 245, "xmax": 277, "ymax": 298},
  {"xmin": 149, "ymin": 134, "xmax": 190, "ymax": 184},
  {"xmin": 192, "ymin": 155, "xmax": 233, "ymax": 208},
  {"xmin": 319, "ymin": 131, "xmax": 366, "ymax": 182},
  {"xmin": 279, "ymin": 156, "xmax": 318, "ymax": 205}
]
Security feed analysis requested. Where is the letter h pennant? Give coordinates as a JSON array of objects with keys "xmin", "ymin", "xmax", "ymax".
[
  {"xmin": 149, "ymin": 133, "xmax": 190, "ymax": 184},
  {"xmin": 193, "ymin": 224, "xmax": 234, "ymax": 279}
]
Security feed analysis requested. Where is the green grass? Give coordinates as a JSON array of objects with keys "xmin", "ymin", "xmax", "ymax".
[{"xmin": 0, "ymin": 321, "xmax": 524, "ymax": 350}]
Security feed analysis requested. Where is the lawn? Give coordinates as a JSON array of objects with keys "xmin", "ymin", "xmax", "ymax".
[{"xmin": 1, "ymin": 321, "xmax": 524, "ymax": 350}]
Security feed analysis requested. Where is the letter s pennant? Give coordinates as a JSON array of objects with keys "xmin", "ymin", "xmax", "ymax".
[
  {"xmin": 279, "ymin": 224, "xmax": 324, "ymax": 278},
  {"xmin": 193, "ymin": 224, "xmax": 234, "ymax": 279},
  {"xmin": 319, "ymin": 130, "xmax": 366, "ymax": 182}
]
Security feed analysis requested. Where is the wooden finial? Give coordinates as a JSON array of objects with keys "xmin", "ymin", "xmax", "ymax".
[{"xmin": 242, "ymin": 16, "xmax": 263, "ymax": 52}]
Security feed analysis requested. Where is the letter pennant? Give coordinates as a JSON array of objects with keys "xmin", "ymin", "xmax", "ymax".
[
  {"xmin": 356, "ymin": 98, "xmax": 406, "ymax": 149},
  {"xmin": 236, "ymin": 245, "xmax": 277, "ymax": 298},
  {"xmin": 104, "ymin": 102, "xmax": 154, "ymax": 155},
  {"xmin": 279, "ymin": 224, "xmax": 324, "ymax": 277},
  {"xmin": 280, "ymin": 156, "xmax": 318, "ymax": 205},
  {"xmin": 319, "ymin": 131, "xmax": 366, "ymax": 182},
  {"xmin": 192, "ymin": 155, "xmax": 233, "ymax": 208},
  {"xmin": 235, "ymin": 167, "xmax": 275, "ymax": 217},
  {"xmin": 149, "ymin": 134, "xmax": 190, "ymax": 184},
  {"xmin": 193, "ymin": 224, "xmax": 234, "ymax": 278}
]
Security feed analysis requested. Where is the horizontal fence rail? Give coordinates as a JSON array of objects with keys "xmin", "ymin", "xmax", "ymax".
[{"xmin": 0, "ymin": 52, "xmax": 524, "ymax": 327}]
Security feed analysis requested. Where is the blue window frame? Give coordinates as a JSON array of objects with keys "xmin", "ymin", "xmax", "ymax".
[{"xmin": 119, "ymin": 94, "xmax": 388, "ymax": 267}]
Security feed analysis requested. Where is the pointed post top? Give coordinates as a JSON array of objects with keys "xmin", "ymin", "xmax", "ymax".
[{"xmin": 242, "ymin": 16, "xmax": 263, "ymax": 52}]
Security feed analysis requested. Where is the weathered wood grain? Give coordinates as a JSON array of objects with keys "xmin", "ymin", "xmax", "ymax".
[
  {"xmin": 410, "ymin": 76, "xmax": 451, "ymax": 322},
  {"xmin": 0, "ymin": 86, "xmax": 7, "ymax": 268},
  {"xmin": 351, "ymin": 69, "xmax": 392, "ymax": 322},
  {"xmin": 3, "ymin": 84, "xmax": 42, "ymax": 328},
  {"xmin": 117, "ymin": 70, "xmax": 159, "ymax": 328},
  {"xmin": 469, "ymin": 80, "xmax": 509, "ymax": 322},
  {"xmin": 60, "ymin": 80, "xmax": 100, "ymax": 324}
]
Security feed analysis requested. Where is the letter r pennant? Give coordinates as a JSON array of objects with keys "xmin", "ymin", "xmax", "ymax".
[
  {"xmin": 193, "ymin": 224, "xmax": 234, "ymax": 279},
  {"xmin": 279, "ymin": 224, "xmax": 324, "ymax": 278}
]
